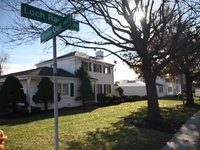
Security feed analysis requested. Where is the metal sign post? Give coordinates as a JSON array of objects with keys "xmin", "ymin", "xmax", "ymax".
[
  {"xmin": 53, "ymin": 36, "xmax": 59, "ymax": 150},
  {"xmin": 21, "ymin": 3, "xmax": 79, "ymax": 150}
]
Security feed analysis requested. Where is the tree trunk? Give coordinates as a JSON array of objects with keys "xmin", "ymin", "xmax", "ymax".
[
  {"xmin": 185, "ymin": 71, "xmax": 195, "ymax": 107},
  {"xmin": 12, "ymin": 103, "xmax": 18, "ymax": 113},
  {"xmin": 45, "ymin": 101, "xmax": 48, "ymax": 111},
  {"xmin": 144, "ymin": 72, "xmax": 163, "ymax": 121},
  {"xmin": 142, "ymin": 59, "xmax": 163, "ymax": 121}
]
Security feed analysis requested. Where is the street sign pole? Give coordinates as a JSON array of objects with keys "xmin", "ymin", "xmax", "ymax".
[
  {"xmin": 53, "ymin": 36, "xmax": 59, "ymax": 150},
  {"xmin": 21, "ymin": 4, "xmax": 79, "ymax": 150}
]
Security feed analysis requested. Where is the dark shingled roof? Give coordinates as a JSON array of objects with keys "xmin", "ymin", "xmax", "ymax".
[{"xmin": 0, "ymin": 67, "xmax": 78, "ymax": 79}]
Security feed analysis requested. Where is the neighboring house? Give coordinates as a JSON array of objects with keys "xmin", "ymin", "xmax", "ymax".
[
  {"xmin": 115, "ymin": 80, "xmax": 147, "ymax": 96},
  {"xmin": 115, "ymin": 77, "xmax": 181, "ymax": 97},
  {"xmin": 0, "ymin": 51, "xmax": 115, "ymax": 111}
]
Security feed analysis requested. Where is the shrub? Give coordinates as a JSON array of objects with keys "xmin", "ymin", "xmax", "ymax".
[
  {"xmin": 130, "ymin": 95, "xmax": 142, "ymax": 101},
  {"xmin": 97, "ymin": 93, "xmax": 121, "ymax": 103},
  {"xmin": 122, "ymin": 95, "xmax": 133, "ymax": 102},
  {"xmin": 0, "ymin": 75, "xmax": 27, "ymax": 113},
  {"xmin": 116, "ymin": 87, "xmax": 124, "ymax": 96},
  {"xmin": 141, "ymin": 95, "xmax": 148, "ymax": 100},
  {"xmin": 32, "ymin": 77, "xmax": 61, "ymax": 111}
]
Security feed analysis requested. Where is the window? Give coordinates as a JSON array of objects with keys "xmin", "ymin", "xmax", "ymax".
[
  {"xmin": 159, "ymin": 87, "xmax": 163, "ymax": 93},
  {"xmin": 168, "ymin": 87, "xmax": 172, "ymax": 93},
  {"xmin": 97, "ymin": 84, "xmax": 102, "ymax": 94},
  {"xmin": 103, "ymin": 65, "xmax": 110, "ymax": 74},
  {"xmin": 88, "ymin": 62, "xmax": 92, "ymax": 71},
  {"xmin": 82, "ymin": 61, "xmax": 88, "ymax": 70},
  {"xmin": 176, "ymin": 85, "xmax": 180, "ymax": 93},
  {"xmin": 104, "ymin": 84, "xmax": 111, "ymax": 94},
  {"xmin": 63, "ymin": 84, "xmax": 69, "ymax": 95},
  {"xmin": 57, "ymin": 84, "xmax": 61, "ymax": 94},
  {"xmin": 57, "ymin": 83, "xmax": 72, "ymax": 96},
  {"xmin": 82, "ymin": 61, "xmax": 92, "ymax": 71},
  {"xmin": 93, "ymin": 63, "xmax": 102, "ymax": 73}
]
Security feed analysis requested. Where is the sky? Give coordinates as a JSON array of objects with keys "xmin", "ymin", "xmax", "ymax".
[{"xmin": 0, "ymin": 2, "xmax": 137, "ymax": 82}]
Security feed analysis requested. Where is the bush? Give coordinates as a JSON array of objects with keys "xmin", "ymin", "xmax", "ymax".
[
  {"xmin": 121, "ymin": 96, "xmax": 133, "ymax": 102},
  {"xmin": 97, "ymin": 93, "xmax": 121, "ymax": 103},
  {"xmin": 130, "ymin": 95, "xmax": 142, "ymax": 101},
  {"xmin": 116, "ymin": 87, "xmax": 124, "ymax": 96},
  {"xmin": 174, "ymin": 93, "xmax": 186, "ymax": 98},
  {"xmin": 0, "ymin": 75, "xmax": 27, "ymax": 113},
  {"xmin": 141, "ymin": 95, "xmax": 147, "ymax": 100}
]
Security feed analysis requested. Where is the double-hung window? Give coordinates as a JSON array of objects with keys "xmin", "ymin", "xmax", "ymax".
[
  {"xmin": 104, "ymin": 84, "xmax": 111, "ymax": 94},
  {"xmin": 159, "ymin": 87, "xmax": 163, "ymax": 93},
  {"xmin": 63, "ymin": 84, "xmax": 69, "ymax": 96},
  {"xmin": 57, "ymin": 83, "xmax": 72, "ymax": 97},
  {"xmin": 103, "ymin": 65, "xmax": 110, "ymax": 74},
  {"xmin": 93, "ymin": 63, "xmax": 102, "ymax": 73},
  {"xmin": 97, "ymin": 84, "xmax": 102, "ymax": 94}
]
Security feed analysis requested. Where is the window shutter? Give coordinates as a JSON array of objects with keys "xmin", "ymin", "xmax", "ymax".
[{"xmin": 70, "ymin": 83, "xmax": 74, "ymax": 97}]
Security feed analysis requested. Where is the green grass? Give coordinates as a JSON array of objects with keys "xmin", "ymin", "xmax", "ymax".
[{"xmin": 0, "ymin": 98, "xmax": 200, "ymax": 150}]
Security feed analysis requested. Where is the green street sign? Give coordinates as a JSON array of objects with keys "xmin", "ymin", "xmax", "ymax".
[
  {"xmin": 71, "ymin": 20, "xmax": 79, "ymax": 32},
  {"xmin": 21, "ymin": 3, "xmax": 79, "ymax": 31},
  {"xmin": 21, "ymin": 3, "xmax": 62, "ymax": 24},
  {"xmin": 41, "ymin": 14, "xmax": 72, "ymax": 43}
]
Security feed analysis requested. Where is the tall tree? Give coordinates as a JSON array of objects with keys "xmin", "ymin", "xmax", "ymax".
[
  {"xmin": 134, "ymin": 27, "xmax": 200, "ymax": 107},
  {"xmin": 32, "ymin": 77, "xmax": 61, "ymax": 111},
  {"xmin": 75, "ymin": 64, "xmax": 94, "ymax": 106},
  {"xmin": 1, "ymin": 0, "xmax": 200, "ymax": 124},
  {"xmin": 0, "ymin": 75, "xmax": 27, "ymax": 113},
  {"xmin": 162, "ymin": 46, "xmax": 200, "ymax": 106},
  {"xmin": 66, "ymin": 0, "xmax": 200, "ymax": 122}
]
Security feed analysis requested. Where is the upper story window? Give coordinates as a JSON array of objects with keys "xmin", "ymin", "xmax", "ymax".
[
  {"xmin": 103, "ymin": 65, "xmax": 111, "ymax": 74},
  {"xmin": 82, "ymin": 61, "xmax": 112, "ymax": 74},
  {"xmin": 82, "ymin": 61, "xmax": 92, "ymax": 71},
  {"xmin": 93, "ymin": 63, "xmax": 102, "ymax": 73}
]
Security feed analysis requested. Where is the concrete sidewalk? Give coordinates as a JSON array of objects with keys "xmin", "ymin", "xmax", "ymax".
[{"xmin": 161, "ymin": 109, "xmax": 200, "ymax": 150}]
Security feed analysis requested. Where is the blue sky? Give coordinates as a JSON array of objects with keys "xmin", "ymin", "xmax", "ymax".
[{"xmin": 0, "ymin": 2, "xmax": 137, "ymax": 81}]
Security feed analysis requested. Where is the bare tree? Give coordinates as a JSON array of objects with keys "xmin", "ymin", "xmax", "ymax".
[
  {"xmin": 161, "ymin": 28, "xmax": 200, "ymax": 107},
  {"xmin": 65, "ymin": 0, "xmax": 200, "ymax": 123},
  {"xmin": 0, "ymin": 0, "xmax": 200, "ymax": 125},
  {"xmin": 0, "ymin": 51, "xmax": 9, "ymax": 76}
]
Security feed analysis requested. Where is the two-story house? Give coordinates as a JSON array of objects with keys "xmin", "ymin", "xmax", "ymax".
[{"xmin": 0, "ymin": 51, "xmax": 115, "ymax": 111}]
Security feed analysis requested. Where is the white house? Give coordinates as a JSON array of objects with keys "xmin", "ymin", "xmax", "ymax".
[
  {"xmin": 0, "ymin": 51, "xmax": 115, "ymax": 111},
  {"xmin": 115, "ymin": 77, "xmax": 181, "ymax": 98}
]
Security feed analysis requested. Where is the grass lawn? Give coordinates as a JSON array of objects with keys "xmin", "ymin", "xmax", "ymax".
[{"xmin": 0, "ymin": 98, "xmax": 200, "ymax": 150}]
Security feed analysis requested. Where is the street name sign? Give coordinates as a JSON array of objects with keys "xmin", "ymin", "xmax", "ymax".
[
  {"xmin": 21, "ymin": 3, "xmax": 80, "ymax": 150},
  {"xmin": 21, "ymin": 3, "xmax": 62, "ymax": 24},
  {"xmin": 21, "ymin": 3, "xmax": 79, "ymax": 31},
  {"xmin": 41, "ymin": 14, "xmax": 72, "ymax": 43}
]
